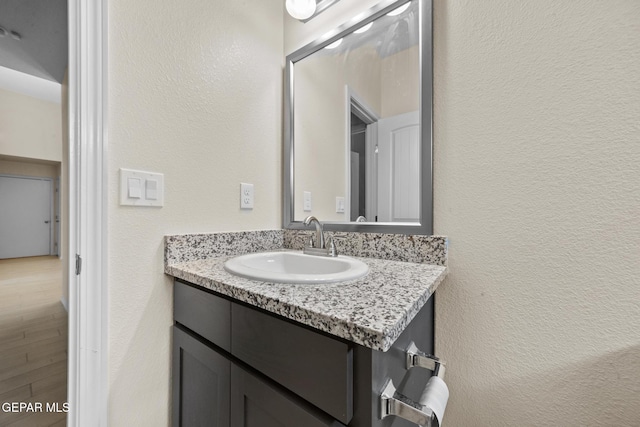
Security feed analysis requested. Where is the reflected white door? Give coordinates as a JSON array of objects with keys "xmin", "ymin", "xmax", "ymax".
[
  {"xmin": 377, "ymin": 111, "xmax": 420, "ymax": 222},
  {"xmin": 0, "ymin": 175, "xmax": 52, "ymax": 259}
]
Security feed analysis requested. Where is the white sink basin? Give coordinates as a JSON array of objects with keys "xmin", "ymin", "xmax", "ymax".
[{"xmin": 224, "ymin": 251, "xmax": 369, "ymax": 284}]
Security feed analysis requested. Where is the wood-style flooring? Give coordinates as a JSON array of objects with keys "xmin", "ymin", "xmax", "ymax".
[{"xmin": 0, "ymin": 256, "xmax": 67, "ymax": 427}]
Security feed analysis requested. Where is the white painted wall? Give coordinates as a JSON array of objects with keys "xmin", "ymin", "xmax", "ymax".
[
  {"xmin": 0, "ymin": 87, "xmax": 62, "ymax": 162},
  {"xmin": 107, "ymin": 0, "xmax": 283, "ymax": 425},
  {"xmin": 287, "ymin": 0, "xmax": 640, "ymax": 425}
]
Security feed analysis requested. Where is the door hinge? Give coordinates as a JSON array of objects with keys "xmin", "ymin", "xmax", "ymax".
[{"xmin": 76, "ymin": 254, "xmax": 82, "ymax": 275}]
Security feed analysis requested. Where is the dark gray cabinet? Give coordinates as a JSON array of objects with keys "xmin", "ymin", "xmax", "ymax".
[
  {"xmin": 173, "ymin": 324, "xmax": 339, "ymax": 427},
  {"xmin": 231, "ymin": 303, "xmax": 353, "ymax": 423},
  {"xmin": 172, "ymin": 279, "xmax": 434, "ymax": 427},
  {"xmin": 172, "ymin": 326, "xmax": 230, "ymax": 427},
  {"xmin": 230, "ymin": 364, "xmax": 344, "ymax": 427}
]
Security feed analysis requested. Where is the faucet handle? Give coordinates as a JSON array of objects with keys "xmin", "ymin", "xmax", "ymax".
[
  {"xmin": 306, "ymin": 236, "xmax": 315, "ymax": 248},
  {"xmin": 325, "ymin": 236, "xmax": 338, "ymax": 257}
]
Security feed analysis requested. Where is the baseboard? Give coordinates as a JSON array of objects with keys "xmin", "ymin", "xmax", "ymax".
[{"xmin": 60, "ymin": 296, "xmax": 69, "ymax": 312}]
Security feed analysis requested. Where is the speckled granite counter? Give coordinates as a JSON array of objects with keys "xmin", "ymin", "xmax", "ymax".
[{"xmin": 165, "ymin": 230, "xmax": 447, "ymax": 352}]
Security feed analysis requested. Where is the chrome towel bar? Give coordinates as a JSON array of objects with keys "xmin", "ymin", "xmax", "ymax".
[
  {"xmin": 380, "ymin": 379, "xmax": 434, "ymax": 426},
  {"xmin": 380, "ymin": 342, "xmax": 449, "ymax": 426}
]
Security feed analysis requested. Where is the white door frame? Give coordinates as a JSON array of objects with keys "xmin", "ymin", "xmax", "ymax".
[{"xmin": 67, "ymin": 0, "xmax": 108, "ymax": 425}]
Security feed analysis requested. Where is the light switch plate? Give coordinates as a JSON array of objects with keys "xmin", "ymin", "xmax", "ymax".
[
  {"xmin": 145, "ymin": 179, "xmax": 158, "ymax": 200},
  {"xmin": 128, "ymin": 178, "xmax": 142, "ymax": 199},
  {"xmin": 336, "ymin": 196, "xmax": 345, "ymax": 213},
  {"xmin": 120, "ymin": 168, "xmax": 164, "ymax": 207}
]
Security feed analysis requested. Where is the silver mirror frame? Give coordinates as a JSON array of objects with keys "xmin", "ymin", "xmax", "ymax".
[{"xmin": 284, "ymin": 0, "xmax": 433, "ymax": 234}]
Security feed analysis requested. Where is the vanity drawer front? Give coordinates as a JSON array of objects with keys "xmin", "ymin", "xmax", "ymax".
[
  {"xmin": 231, "ymin": 303, "xmax": 353, "ymax": 424},
  {"xmin": 174, "ymin": 280, "xmax": 231, "ymax": 352}
]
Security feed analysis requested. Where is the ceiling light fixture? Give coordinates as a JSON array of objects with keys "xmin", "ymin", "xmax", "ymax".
[
  {"xmin": 324, "ymin": 38, "xmax": 343, "ymax": 50},
  {"xmin": 354, "ymin": 22, "xmax": 373, "ymax": 34},
  {"xmin": 287, "ymin": 0, "xmax": 342, "ymax": 22},
  {"xmin": 386, "ymin": 2, "xmax": 410, "ymax": 17},
  {"xmin": 286, "ymin": 0, "xmax": 317, "ymax": 20}
]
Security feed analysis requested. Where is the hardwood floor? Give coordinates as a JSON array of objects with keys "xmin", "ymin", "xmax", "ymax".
[{"xmin": 0, "ymin": 256, "xmax": 67, "ymax": 427}]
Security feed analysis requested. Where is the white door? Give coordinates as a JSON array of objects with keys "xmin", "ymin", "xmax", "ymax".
[
  {"xmin": 0, "ymin": 175, "xmax": 53, "ymax": 259},
  {"xmin": 377, "ymin": 111, "xmax": 420, "ymax": 222}
]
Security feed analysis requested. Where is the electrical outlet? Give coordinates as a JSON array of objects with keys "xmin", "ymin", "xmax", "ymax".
[
  {"xmin": 303, "ymin": 191, "xmax": 312, "ymax": 212},
  {"xmin": 240, "ymin": 183, "xmax": 254, "ymax": 209}
]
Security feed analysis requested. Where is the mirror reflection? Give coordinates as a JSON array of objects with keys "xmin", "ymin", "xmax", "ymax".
[{"xmin": 292, "ymin": 0, "xmax": 421, "ymax": 224}]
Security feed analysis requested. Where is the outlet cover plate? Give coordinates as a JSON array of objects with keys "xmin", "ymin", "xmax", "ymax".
[{"xmin": 241, "ymin": 183, "xmax": 254, "ymax": 209}]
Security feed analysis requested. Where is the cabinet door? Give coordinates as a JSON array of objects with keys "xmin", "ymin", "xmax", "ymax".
[
  {"xmin": 230, "ymin": 364, "xmax": 345, "ymax": 427},
  {"xmin": 173, "ymin": 326, "xmax": 230, "ymax": 427}
]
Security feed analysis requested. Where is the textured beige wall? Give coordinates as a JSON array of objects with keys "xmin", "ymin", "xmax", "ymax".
[
  {"xmin": 0, "ymin": 88, "xmax": 62, "ymax": 162},
  {"xmin": 433, "ymin": 0, "xmax": 640, "ymax": 425},
  {"xmin": 287, "ymin": 0, "xmax": 640, "ymax": 426},
  {"xmin": 107, "ymin": 0, "xmax": 283, "ymax": 425}
]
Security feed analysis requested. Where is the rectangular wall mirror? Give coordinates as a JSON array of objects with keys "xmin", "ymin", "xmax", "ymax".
[{"xmin": 284, "ymin": 0, "xmax": 433, "ymax": 234}]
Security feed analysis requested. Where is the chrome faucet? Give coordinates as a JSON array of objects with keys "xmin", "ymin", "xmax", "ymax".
[
  {"xmin": 303, "ymin": 216, "xmax": 325, "ymax": 249},
  {"xmin": 302, "ymin": 216, "xmax": 337, "ymax": 257}
]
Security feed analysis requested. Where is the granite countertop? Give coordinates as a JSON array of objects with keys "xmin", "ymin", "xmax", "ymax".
[{"xmin": 165, "ymin": 232, "xmax": 447, "ymax": 351}]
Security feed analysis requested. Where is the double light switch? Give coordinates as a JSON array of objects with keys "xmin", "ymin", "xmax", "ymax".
[{"xmin": 120, "ymin": 168, "xmax": 164, "ymax": 207}]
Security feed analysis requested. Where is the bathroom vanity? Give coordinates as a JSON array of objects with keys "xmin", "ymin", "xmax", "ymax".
[
  {"xmin": 165, "ymin": 230, "xmax": 448, "ymax": 427},
  {"xmin": 167, "ymin": 0, "xmax": 442, "ymax": 423}
]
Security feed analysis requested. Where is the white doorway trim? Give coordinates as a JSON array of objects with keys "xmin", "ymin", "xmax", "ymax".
[{"xmin": 67, "ymin": 0, "xmax": 108, "ymax": 426}]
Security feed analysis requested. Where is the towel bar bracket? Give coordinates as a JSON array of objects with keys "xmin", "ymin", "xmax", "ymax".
[{"xmin": 406, "ymin": 342, "xmax": 446, "ymax": 379}]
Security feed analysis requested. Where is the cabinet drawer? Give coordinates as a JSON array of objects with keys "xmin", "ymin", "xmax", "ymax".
[
  {"xmin": 231, "ymin": 304, "xmax": 353, "ymax": 424},
  {"xmin": 174, "ymin": 280, "xmax": 231, "ymax": 352},
  {"xmin": 231, "ymin": 363, "xmax": 345, "ymax": 427}
]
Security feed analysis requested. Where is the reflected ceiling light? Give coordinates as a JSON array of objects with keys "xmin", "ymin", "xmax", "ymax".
[
  {"xmin": 386, "ymin": 2, "xmax": 410, "ymax": 16},
  {"xmin": 325, "ymin": 38, "xmax": 343, "ymax": 49},
  {"xmin": 286, "ymin": 0, "xmax": 317, "ymax": 20},
  {"xmin": 354, "ymin": 22, "xmax": 373, "ymax": 34}
]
